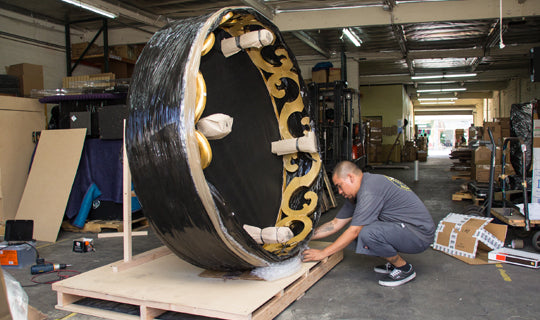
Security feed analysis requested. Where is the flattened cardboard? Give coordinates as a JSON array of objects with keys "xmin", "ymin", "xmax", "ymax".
[
  {"xmin": 15, "ymin": 129, "xmax": 86, "ymax": 242},
  {"xmin": 0, "ymin": 97, "xmax": 46, "ymax": 220},
  {"xmin": 433, "ymin": 213, "xmax": 507, "ymax": 265}
]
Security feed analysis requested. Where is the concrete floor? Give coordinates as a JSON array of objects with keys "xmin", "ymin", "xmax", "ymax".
[{"xmin": 3, "ymin": 155, "xmax": 540, "ymax": 320}]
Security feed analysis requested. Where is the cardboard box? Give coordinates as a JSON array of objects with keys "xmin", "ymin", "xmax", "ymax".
[
  {"xmin": 483, "ymin": 122, "xmax": 502, "ymax": 145},
  {"xmin": 328, "ymin": 68, "xmax": 341, "ymax": 82},
  {"xmin": 488, "ymin": 247, "xmax": 540, "ymax": 268},
  {"xmin": 5, "ymin": 63, "xmax": 43, "ymax": 97},
  {"xmin": 112, "ymin": 45, "xmax": 137, "ymax": 61},
  {"xmin": 473, "ymin": 145, "xmax": 491, "ymax": 164},
  {"xmin": 473, "ymin": 145, "xmax": 503, "ymax": 165},
  {"xmin": 71, "ymin": 42, "xmax": 103, "ymax": 59},
  {"xmin": 473, "ymin": 164, "xmax": 502, "ymax": 183},
  {"xmin": 433, "ymin": 213, "xmax": 507, "ymax": 264},
  {"xmin": 312, "ymin": 69, "xmax": 327, "ymax": 83},
  {"xmin": 368, "ymin": 119, "xmax": 383, "ymax": 128},
  {"xmin": 417, "ymin": 150, "xmax": 427, "ymax": 162}
]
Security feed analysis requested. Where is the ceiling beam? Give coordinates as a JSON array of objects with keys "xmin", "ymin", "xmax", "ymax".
[
  {"xmin": 391, "ymin": 23, "xmax": 414, "ymax": 75},
  {"xmin": 343, "ymin": 43, "xmax": 537, "ymax": 63},
  {"xmin": 241, "ymin": 0, "xmax": 275, "ymax": 20},
  {"xmin": 80, "ymin": 0, "xmax": 167, "ymax": 28},
  {"xmin": 273, "ymin": 0, "xmax": 540, "ymax": 31},
  {"xmin": 291, "ymin": 31, "xmax": 330, "ymax": 59}
]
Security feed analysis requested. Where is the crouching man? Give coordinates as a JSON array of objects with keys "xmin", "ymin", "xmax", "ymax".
[{"xmin": 302, "ymin": 161, "xmax": 435, "ymax": 287}]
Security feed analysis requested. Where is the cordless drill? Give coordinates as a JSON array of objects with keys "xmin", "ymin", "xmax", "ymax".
[{"xmin": 30, "ymin": 263, "xmax": 70, "ymax": 274}]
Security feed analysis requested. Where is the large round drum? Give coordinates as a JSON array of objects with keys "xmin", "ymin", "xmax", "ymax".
[{"xmin": 127, "ymin": 7, "xmax": 322, "ymax": 271}]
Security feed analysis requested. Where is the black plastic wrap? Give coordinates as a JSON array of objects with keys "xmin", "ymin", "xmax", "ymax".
[
  {"xmin": 510, "ymin": 102, "xmax": 533, "ymax": 176},
  {"xmin": 126, "ymin": 8, "xmax": 322, "ymax": 271}
]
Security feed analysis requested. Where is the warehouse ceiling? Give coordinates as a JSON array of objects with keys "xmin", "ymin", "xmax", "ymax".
[{"xmin": 2, "ymin": 0, "xmax": 540, "ymax": 109}]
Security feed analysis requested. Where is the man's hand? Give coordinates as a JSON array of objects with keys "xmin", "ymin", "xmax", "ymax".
[{"xmin": 302, "ymin": 248, "xmax": 328, "ymax": 262}]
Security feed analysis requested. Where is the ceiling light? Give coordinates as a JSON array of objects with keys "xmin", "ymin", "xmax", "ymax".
[
  {"xmin": 419, "ymin": 101, "xmax": 456, "ymax": 105},
  {"xmin": 61, "ymin": 0, "xmax": 118, "ymax": 19},
  {"xmin": 411, "ymin": 73, "xmax": 477, "ymax": 80},
  {"xmin": 417, "ymin": 88, "xmax": 467, "ymax": 93},
  {"xmin": 418, "ymin": 98, "xmax": 458, "ymax": 101},
  {"xmin": 343, "ymin": 28, "xmax": 362, "ymax": 47}
]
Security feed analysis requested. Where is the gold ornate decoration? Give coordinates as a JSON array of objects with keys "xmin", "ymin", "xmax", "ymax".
[
  {"xmin": 219, "ymin": 13, "xmax": 322, "ymax": 256},
  {"xmin": 195, "ymin": 34, "xmax": 214, "ymax": 169}
]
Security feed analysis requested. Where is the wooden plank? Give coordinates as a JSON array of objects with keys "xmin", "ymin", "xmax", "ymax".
[
  {"xmin": 140, "ymin": 305, "xmax": 165, "ymax": 320},
  {"xmin": 451, "ymin": 174, "xmax": 471, "ymax": 181},
  {"xmin": 16, "ymin": 129, "xmax": 86, "ymax": 242},
  {"xmin": 322, "ymin": 166, "xmax": 337, "ymax": 210},
  {"xmin": 58, "ymin": 303, "xmax": 139, "ymax": 320},
  {"xmin": 122, "ymin": 120, "xmax": 133, "ymax": 263},
  {"xmin": 452, "ymin": 192, "xmax": 473, "ymax": 201},
  {"xmin": 98, "ymin": 231, "xmax": 148, "ymax": 239},
  {"xmin": 491, "ymin": 207, "xmax": 540, "ymax": 227},
  {"xmin": 111, "ymin": 246, "xmax": 172, "ymax": 273},
  {"xmin": 53, "ymin": 242, "xmax": 342, "ymax": 320}
]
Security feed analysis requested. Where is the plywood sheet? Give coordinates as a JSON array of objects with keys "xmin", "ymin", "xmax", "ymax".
[
  {"xmin": 16, "ymin": 129, "xmax": 86, "ymax": 242},
  {"xmin": 53, "ymin": 242, "xmax": 342, "ymax": 319},
  {"xmin": 0, "ymin": 96, "xmax": 45, "ymax": 220}
]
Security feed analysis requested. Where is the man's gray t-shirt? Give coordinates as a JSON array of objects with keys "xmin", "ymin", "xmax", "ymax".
[{"xmin": 336, "ymin": 172, "xmax": 435, "ymax": 244}]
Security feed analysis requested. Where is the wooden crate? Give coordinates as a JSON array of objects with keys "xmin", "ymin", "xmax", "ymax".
[{"xmin": 53, "ymin": 242, "xmax": 343, "ymax": 320}]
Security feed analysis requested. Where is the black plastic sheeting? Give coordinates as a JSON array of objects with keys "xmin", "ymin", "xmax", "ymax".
[
  {"xmin": 510, "ymin": 102, "xmax": 534, "ymax": 176},
  {"xmin": 126, "ymin": 8, "xmax": 322, "ymax": 271}
]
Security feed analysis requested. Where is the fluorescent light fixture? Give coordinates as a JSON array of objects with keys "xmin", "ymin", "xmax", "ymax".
[
  {"xmin": 411, "ymin": 73, "xmax": 477, "ymax": 80},
  {"xmin": 419, "ymin": 101, "xmax": 456, "ymax": 105},
  {"xmin": 343, "ymin": 28, "xmax": 362, "ymax": 47},
  {"xmin": 417, "ymin": 88, "xmax": 467, "ymax": 93},
  {"xmin": 61, "ymin": 0, "xmax": 118, "ymax": 19},
  {"xmin": 418, "ymin": 98, "xmax": 458, "ymax": 101}
]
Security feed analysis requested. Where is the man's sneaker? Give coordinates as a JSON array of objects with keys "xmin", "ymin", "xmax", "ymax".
[
  {"xmin": 373, "ymin": 262, "xmax": 395, "ymax": 274},
  {"xmin": 378, "ymin": 264, "xmax": 416, "ymax": 287}
]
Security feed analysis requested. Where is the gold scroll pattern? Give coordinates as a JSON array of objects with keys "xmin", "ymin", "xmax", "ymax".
[{"xmin": 220, "ymin": 12, "xmax": 322, "ymax": 255}]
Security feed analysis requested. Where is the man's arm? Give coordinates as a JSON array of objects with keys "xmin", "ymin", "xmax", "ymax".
[
  {"xmin": 302, "ymin": 225, "xmax": 362, "ymax": 262},
  {"xmin": 311, "ymin": 217, "xmax": 351, "ymax": 240}
]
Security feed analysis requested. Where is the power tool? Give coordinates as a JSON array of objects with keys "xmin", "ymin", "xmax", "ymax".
[{"xmin": 30, "ymin": 263, "xmax": 71, "ymax": 274}]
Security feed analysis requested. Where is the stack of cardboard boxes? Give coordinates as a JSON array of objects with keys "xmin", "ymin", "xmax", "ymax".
[
  {"xmin": 366, "ymin": 119, "xmax": 383, "ymax": 163},
  {"xmin": 311, "ymin": 68, "xmax": 341, "ymax": 83},
  {"xmin": 455, "ymin": 128, "xmax": 465, "ymax": 147},
  {"xmin": 472, "ymin": 118, "xmax": 514, "ymax": 183},
  {"xmin": 402, "ymin": 141, "xmax": 418, "ymax": 162},
  {"xmin": 416, "ymin": 136, "xmax": 428, "ymax": 162}
]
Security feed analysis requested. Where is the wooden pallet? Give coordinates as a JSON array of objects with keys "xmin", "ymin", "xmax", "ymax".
[
  {"xmin": 61, "ymin": 217, "xmax": 148, "ymax": 233},
  {"xmin": 52, "ymin": 242, "xmax": 342, "ymax": 320}
]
